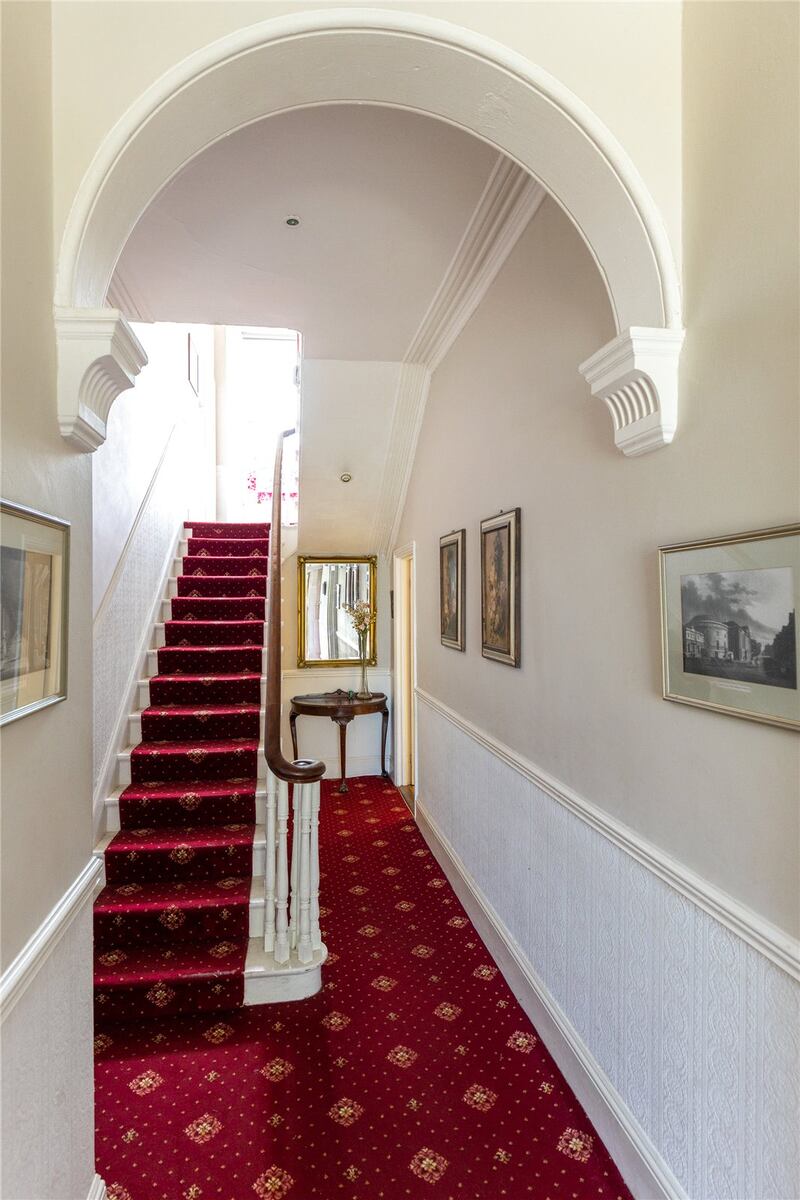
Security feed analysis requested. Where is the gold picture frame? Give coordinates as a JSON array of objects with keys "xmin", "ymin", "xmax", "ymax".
[
  {"xmin": 298, "ymin": 555, "xmax": 377, "ymax": 668},
  {"xmin": 659, "ymin": 523, "xmax": 799, "ymax": 731},
  {"xmin": 1, "ymin": 499, "xmax": 70, "ymax": 726}
]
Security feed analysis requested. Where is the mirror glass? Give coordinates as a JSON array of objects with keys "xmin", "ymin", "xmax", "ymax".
[{"xmin": 298, "ymin": 556, "xmax": 376, "ymax": 666}]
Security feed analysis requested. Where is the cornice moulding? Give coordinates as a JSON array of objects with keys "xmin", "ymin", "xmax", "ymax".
[
  {"xmin": 405, "ymin": 156, "xmax": 546, "ymax": 371},
  {"xmin": 579, "ymin": 326, "xmax": 686, "ymax": 457},
  {"xmin": 55, "ymin": 307, "xmax": 148, "ymax": 451}
]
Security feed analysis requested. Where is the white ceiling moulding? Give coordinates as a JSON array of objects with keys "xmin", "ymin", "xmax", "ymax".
[
  {"xmin": 106, "ymin": 267, "xmax": 155, "ymax": 324},
  {"xmin": 54, "ymin": 8, "xmax": 684, "ymax": 456},
  {"xmin": 55, "ymin": 308, "xmax": 148, "ymax": 451},
  {"xmin": 372, "ymin": 363, "xmax": 431, "ymax": 557},
  {"xmin": 405, "ymin": 156, "xmax": 546, "ymax": 370},
  {"xmin": 579, "ymin": 327, "xmax": 686, "ymax": 457}
]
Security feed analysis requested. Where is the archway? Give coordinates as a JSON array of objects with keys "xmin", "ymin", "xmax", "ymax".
[{"xmin": 54, "ymin": 8, "xmax": 684, "ymax": 456}]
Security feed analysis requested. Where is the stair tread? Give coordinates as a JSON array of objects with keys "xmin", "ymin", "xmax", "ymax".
[
  {"xmin": 96, "ymin": 876, "xmax": 252, "ymax": 912},
  {"xmin": 130, "ymin": 737, "xmax": 259, "ymax": 755},
  {"xmin": 120, "ymin": 779, "xmax": 259, "ymax": 799},
  {"xmin": 148, "ymin": 672, "xmax": 263, "ymax": 683},
  {"xmin": 141, "ymin": 703, "xmax": 262, "ymax": 715},
  {"xmin": 165, "ymin": 619, "xmax": 264, "ymax": 626},
  {"xmin": 94, "ymin": 941, "xmax": 247, "ymax": 985},
  {"xmin": 107, "ymin": 824, "xmax": 256, "ymax": 853}
]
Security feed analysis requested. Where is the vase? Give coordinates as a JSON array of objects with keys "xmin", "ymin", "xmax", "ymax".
[{"xmin": 357, "ymin": 630, "xmax": 371, "ymax": 699}]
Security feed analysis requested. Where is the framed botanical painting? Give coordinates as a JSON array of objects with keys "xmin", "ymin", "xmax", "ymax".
[
  {"xmin": 659, "ymin": 523, "xmax": 799, "ymax": 731},
  {"xmin": 1, "ymin": 500, "xmax": 69, "ymax": 726},
  {"xmin": 439, "ymin": 529, "xmax": 465, "ymax": 651},
  {"xmin": 480, "ymin": 509, "xmax": 520, "ymax": 667}
]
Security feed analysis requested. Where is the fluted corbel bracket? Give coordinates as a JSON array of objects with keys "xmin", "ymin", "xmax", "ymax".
[
  {"xmin": 55, "ymin": 307, "xmax": 148, "ymax": 451},
  {"xmin": 579, "ymin": 327, "xmax": 685, "ymax": 457}
]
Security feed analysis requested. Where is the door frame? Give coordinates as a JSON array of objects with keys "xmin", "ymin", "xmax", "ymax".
[{"xmin": 392, "ymin": 542, "xmax": 417, "ymax": 795}]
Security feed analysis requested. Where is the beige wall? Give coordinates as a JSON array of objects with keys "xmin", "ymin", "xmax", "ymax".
[
  {"xmin": 397, "ymin": 4, "xmax": 799, "ymax": 935},
  {"xmin": 0, "ymin": 1, "xmax": 94, "ymax": 969},
  {"xmin": 49, "ymin": 1, "xmax": 682, "ymax": 277}
]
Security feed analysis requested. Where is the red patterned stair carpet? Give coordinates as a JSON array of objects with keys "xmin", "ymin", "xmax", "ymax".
[
  {"xmin": 94, "ymin": 521, "xmax": 270, "ymax": 1023},
  {"xmin": 95, "ymin": 777, "xmax": 633, "ymax": 1200}
]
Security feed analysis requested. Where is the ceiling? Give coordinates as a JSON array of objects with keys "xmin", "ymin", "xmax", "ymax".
[{"xmin": 110, "ymin": 105, "xmax": 498, "ymax": 361}]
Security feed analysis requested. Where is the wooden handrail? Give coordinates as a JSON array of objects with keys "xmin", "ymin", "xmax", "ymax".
[{"xmin": 264, "ymin": 429, "xmax": 325, "ymax": 783}]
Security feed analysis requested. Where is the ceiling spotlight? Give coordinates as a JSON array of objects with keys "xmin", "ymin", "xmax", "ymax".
[
  {"xmin": 340, "ymin": 472, "xmax": 352, "ymax": 484},
  {"xmin": 285, "ymin": 216, "xmax": 300, "ymax": 227}
]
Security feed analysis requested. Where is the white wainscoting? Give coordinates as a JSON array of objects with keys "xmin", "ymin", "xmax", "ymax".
[
  {"xmin": 416, "ymin": 690, "xmax": 800, "ymax": 1200},
  {"xmin": 282, "ymin": 668, "xmax": 392, "ymax": 781},
  {"xmin": 0, "ymin": 860, "xmax": 102, "ymax": 1200}
]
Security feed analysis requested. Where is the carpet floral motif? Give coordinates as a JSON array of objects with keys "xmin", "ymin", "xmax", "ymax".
[{"xmin": 95, "ymin": 770, "xmax": 632, "ymax": 1199}]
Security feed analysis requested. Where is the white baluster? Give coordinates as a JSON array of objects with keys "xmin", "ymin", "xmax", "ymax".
[
  {"xmin": 289, "ymin": 782, "xmax": 300, "ymax": 949},
  {"xmin": 274, "ymin": 778, "xmax": 290, "ymax": 964},
  {"xmin": 296, "ymin": 782, "xmax": 313, "ymax": 965},
  {"xmin": 263, "ymin": 767, "xmax": 277, "ymax": 953},
  {"xmin": 310, "ymin": 781, "xmax": 322, "ymax": 952}
]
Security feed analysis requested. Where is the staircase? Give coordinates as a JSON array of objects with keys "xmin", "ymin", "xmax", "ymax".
[{"xmin": 93, "ymin": 517, "xmax": 324, "ymax": 1022}]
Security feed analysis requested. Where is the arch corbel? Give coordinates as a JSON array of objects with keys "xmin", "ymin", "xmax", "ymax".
[{"xmin": 54, "ymin": 8, "xmax": 683, "ymax": 455}]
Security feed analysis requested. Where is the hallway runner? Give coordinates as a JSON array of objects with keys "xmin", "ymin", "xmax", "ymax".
[
  {"xmin": 95, "ymin": 776, "xmax": 633, "ymax": 1200},
  {"xmin": 93, "ymin": 520, "xmax": 269, "ymax": 1022}
]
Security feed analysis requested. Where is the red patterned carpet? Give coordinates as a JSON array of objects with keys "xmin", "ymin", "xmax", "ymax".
[
  {"xmin": 95, "ymin": 776, "xmax": 633, "ymax": 1200},
  {"xmin": 94, "ymin": 521, "xmax": 269, "ymax": 1023}
]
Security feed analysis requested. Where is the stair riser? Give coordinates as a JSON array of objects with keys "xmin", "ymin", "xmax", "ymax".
[
  {"xmin": 106, "ymin": 793, "xmax": 266, "ymax": 832},
  {"xmin": 95, "ymin": 975, "xmax": 243, "ymax": 1021},
  {"xmin": 166, "ymin": 598, "xmax": 266, "ymax": 621},
  {"xmin": 180, "ymin": 556, "xmax": 269, "ymax": 577},
  {"xmin": 100, "ymin": 837, "xmax": 265, "ymax": 877},
  {"xmin": 173, "ymin": 576, "xmax": 268, "ymax": 598},
  {"xmin": 142, "ymin": 677, "xmax": 264, "ymax": 707},
  {"xmin": 136, "ymin": 709, "xmax": 262, "ymax": 743},
  {"xmin": 186, "ymin": 522, "xmax": 270, "ymax": 538},
  {"xmin": 147, "ymin": 648, "xmax": 267, "ymax": 677},
  {"xmin": 162, "ymin": 621, "xmax": 264, "ymax": 648},
  {"xmin": 187, "ymin": 538, "xmax": 269, "ymax": 557},
  {"xmin": 105, "ymin": 841, "xmax": 253, "ymax": 885},
  {"xmin": 95, "ymin": 897, "xmax": 262, "ymax": 947},
  {"xmin": 122, "ymin": 747, "xmax": 262, "ymax": 787}
]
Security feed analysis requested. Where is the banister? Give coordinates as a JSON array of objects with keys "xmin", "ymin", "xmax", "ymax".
[{"xmin": 264, "ymin": 429, "xmax": 325, "ymax": 783}]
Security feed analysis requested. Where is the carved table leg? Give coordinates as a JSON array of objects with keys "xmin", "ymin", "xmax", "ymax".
[
  {"xmin": 335, "ymin": 717, "xmax": 353, "ymax": 793},
  {"xmin": 380, "ymin": 704, "xmax": 390, "ymax": 778},
  {"xmin": 289, "ymin": 710, "xmax": 299, "ymax": 761}
]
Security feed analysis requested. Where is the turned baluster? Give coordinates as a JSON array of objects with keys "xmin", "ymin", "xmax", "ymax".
[{"xmin": 274, "ymin": 778, "xmax": 290, "ymax": 964}]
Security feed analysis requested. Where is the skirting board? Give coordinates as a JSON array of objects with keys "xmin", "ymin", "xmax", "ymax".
[
  {"xmin": 87, "ymin": 1174, "xmax": 107, "ymax": 1200},
  {"xmin": 415, "ymin": 799, "xmax": 685, "ymax": 1200},
  {"xmin": 0, "ymin": 857, "xmax": 102, "ymax": 1021}
]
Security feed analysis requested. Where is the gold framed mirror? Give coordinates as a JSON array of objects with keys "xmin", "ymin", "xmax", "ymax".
[{"xmin": 298, "ymin": 555, "xmax": 377, "ymax": 668}]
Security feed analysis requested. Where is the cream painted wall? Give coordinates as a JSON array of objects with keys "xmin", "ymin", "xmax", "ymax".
[
  {"xmin": 49, "ymin": 1, "xmax": 682, "ymax": 283},
  {"xmin": 397, "ymin": 3, "xmax": 799, "ymax": 937},
  {"xmin": 92, "ymin": 322, "xmax": 215, "ymax": 613},
  {"xmin": 0, "ymin": 1, "xmax": 93, "ymax": 969}
]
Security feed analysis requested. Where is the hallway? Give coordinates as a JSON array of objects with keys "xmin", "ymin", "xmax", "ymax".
[{"xmin": 95, "ymin": 777, "xmax": 631, "ymax": 1200}]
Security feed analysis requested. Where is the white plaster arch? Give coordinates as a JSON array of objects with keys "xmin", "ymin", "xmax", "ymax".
[{"xmin": 54, "ymin": 7, "xmax": 684, "ymax": 455}]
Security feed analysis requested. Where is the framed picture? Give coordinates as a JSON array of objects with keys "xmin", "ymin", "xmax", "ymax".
[
  {"xmin": 480, "ymin": 509, "xmax": 520, "ymax": 667},
  {"xmin": 1, "ymin": 500, "xmax": 70, "ymax": 725},
  {"xmin": 439, "ymin": 529, "xmax": 465, "ymax": 651},
  {"xmin": 659, "ymin": 523, "xmax": 799, "ymax": 731}
]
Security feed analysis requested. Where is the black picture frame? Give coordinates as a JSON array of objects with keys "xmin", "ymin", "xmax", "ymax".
[
  {"xmin": 439, "ymin": 529, "xmax": 465, "ymax": 651},
  {"xmin": 480, "ymin": 509, "xmax": 520, "ymax": 667}
]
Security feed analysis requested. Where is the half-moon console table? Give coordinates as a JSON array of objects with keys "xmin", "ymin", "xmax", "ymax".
[{"xmin": 289, "ymin": 688, "xmax": 390, "ymax": 794}]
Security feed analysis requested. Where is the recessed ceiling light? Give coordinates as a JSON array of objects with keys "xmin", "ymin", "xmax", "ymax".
[
  {"xmin": 340, "ymin": 472, "xmax": 352, "ymax": 483},
  {"xmin": 285, "ymin": 216, "xmax": 300, "ymax": 227}
]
